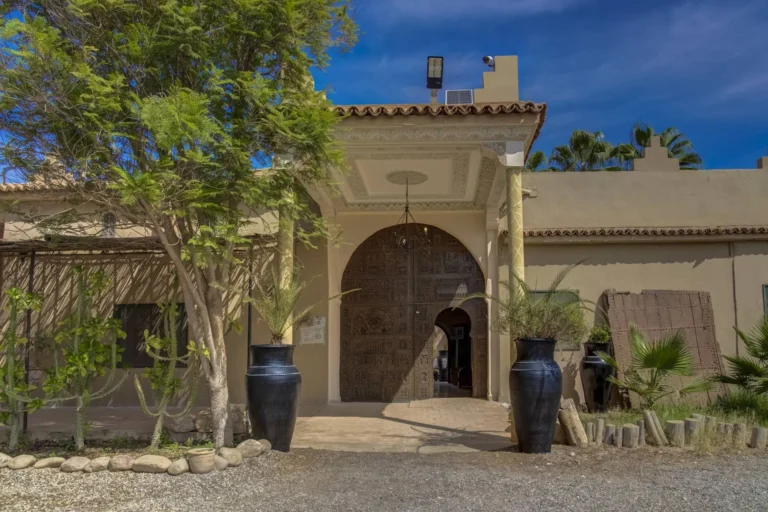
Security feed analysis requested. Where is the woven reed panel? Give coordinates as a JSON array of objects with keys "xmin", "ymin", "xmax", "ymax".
[{"xmin": 604, "ymin": 290, "xmax": 725, "ymax": 407}]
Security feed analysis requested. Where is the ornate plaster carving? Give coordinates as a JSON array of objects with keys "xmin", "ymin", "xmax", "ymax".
[
  {"xmin": 343, "ymin": 153, "xmax": 470, "ymax": 201},
  {"xmin": 339, "ymin": 156, "xmax": 498, "ymax": 211},
  {"xmin": 386, "ymin": 171, "xmax": 428, "ymax": 185},
  {"xmin": 335, "ymin": 125, "xmax": 533, "ymax": 143}
]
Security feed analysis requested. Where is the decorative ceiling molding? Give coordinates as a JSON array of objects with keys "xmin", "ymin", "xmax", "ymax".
[
  {"xmin": 386, "ymin": 171, "xmax": 428, "ymax": 185},
  {"xmin": 342, "ymin": 152, "xmax": 470, "ymax": 202},
  {"xmin": 334, "ymin": 125, "xmax": 534, "ymax": 144},
  {"xmin": 339, "ymin": 156, "xmax": 498, "ymax": 212}
]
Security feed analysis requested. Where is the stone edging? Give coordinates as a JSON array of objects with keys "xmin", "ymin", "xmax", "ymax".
[{"xmin": 0, "ymin": 438, "xmax": 271, "ymax": 476}]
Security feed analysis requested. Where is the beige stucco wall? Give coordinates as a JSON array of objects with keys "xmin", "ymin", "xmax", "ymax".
[
  {"xmin": 489, "ymin": 240, "xmax": 768, "ymax": 407},
  {"xmin": 522, "ymin": 170, "xmax": 768, "ymax": 229},
  {"xmin": 733, "ymin": 241, "xmax": 768, "ymax": 351}
]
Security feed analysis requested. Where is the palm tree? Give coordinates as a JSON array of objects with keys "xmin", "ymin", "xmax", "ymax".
[
  {"xmin": 598, "ymin": 325, "xmax": 713, "ymax": 408},
  {"xmin": 715, "ymin": 316, "xmax": 768, "ymax": 395},
  {"xmin": 626, "ymin": 123, "xmax": 703, "ymax": 170},
  {"xmin": 525, "ymin": 150, "xmax": 549, "ymax": 172},
  {"xmin": 548, "ymin": 130, "xmax": 618, "ymax": 172}
]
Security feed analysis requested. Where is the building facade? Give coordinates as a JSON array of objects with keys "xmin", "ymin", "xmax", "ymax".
[{"xmin": 2, "ymin": 56, "xmax": 768, "ymax": 410}]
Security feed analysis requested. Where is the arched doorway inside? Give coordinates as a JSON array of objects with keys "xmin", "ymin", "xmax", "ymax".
[
  {"xmin": 433, "ymin": 307, "xmax": 473, "ymax": 398},
  {"xmin": 340, "ymin": 223, "xmax": 487, "ymax": 402}
]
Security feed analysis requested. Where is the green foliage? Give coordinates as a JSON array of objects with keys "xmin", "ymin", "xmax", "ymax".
[
  {"xmin": 548, "ymin": 130, "xmax": 622, "ymax": 172},
  {"xmin": 587, "ymin": 324, "xmax": 611, "ymax": 344},
  {"xmin": 714, "ymin": 316, "xmax": 768, "ymax": 395},
  {"xmin": 598, "ymin": 325, "xmax": 713, "ymax": 408},
  {"xmin": 41, "ymin": 266, "xmax": 127, "ymax": 450},
  {"xmin": 525, "ymin": 150, "xmax": 549, "ymax": 172},
  {"xmin": 715, "ymin": 390, "xmax": 768, "ymax": 426},
  {"xmin": 622, "ymin": 123, "xmax": 703, "ymax": 170},
  {"xmin": 250, "ymin": 268, "xmax": 358, "ymax": 344},
  {"xmin": 467, "ymin": 265, "xmax": 589, "ymax": 344},
  {"xmin": 528, "ymin": 123, "xmax": 701, "ymax": 172},
  {"xmin": 0, "ymin": 288, "xmax": 43, "ymax": 450},
  {"xmin": 133, "ymin": 299, "xmax": 200, "ymax": 450}
]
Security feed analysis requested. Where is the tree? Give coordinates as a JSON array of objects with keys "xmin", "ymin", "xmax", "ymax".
[
  {"xmin": 548, "ymin": 130, "xmax": 619, "ymax": 172},
  {"xmin": 0, "ymin": 1, "xmax": 356, "ymax": 448},
  {"xmin": 715, "ymin": 316, "xmax": 768, "ymax": 395},
  {"xmin": 525, "ymin": 150, "xmax": 550, "ymax": 172},
  {"xmin": 0, "ymin": 288, "xmax": 42, "ymax": 451},
  {"xmin": 42, "ymin": 267, "xmax": 127, "ymax": 450},
  {"xmin": 134, "ymin": 299, "xmax": 200, "ymax": 451},
  {"xmin": 598, "ymin": 325, "xmax": 713, "ymax": 408},
  {"xmin": 625, "ymin": 123, "xmax": 703, "ymax": 170}
]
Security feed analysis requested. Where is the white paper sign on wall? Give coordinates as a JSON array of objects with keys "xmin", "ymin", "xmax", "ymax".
[{"xmin": 299, "ymin": 316, "xmax": 326, "ymax": 345}]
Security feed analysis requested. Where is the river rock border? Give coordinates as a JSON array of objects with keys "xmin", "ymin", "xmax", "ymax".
[{"xmin": 0, "ymin": 438, "xmax": 271, "ymax": 476}]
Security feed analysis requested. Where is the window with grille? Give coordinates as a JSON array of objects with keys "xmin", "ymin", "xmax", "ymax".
[
  {"xmin": 102, "ymin": 213, "xmax": 116, "ymax": 238},
  {"xmin": 114, "ymin": 303, "xmax": 188, "ymax": 368}
]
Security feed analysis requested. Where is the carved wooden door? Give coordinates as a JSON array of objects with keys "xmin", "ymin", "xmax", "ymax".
[
  {"xmin": 340, "ymin": 224, "xmax": 486, "ymax": 402},
  {"xmin": 340, "ymin": 228, "xmax": 414, "ymax": 402}
]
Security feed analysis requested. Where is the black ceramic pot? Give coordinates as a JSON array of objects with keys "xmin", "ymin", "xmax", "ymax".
[
  {"xmin": 509, "ymin": 338, "xmax": 563, "ymax": 454},
  {"xmin": 580, "ymin": 342, "xmax": 614, "ymax": 413},
  {"xmin": 246, "ymin": 344, "xmax": 302, "ymax": 452}
]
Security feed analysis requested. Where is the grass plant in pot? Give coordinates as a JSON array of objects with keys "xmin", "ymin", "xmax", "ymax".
[
  {"xmin": 468, "ymin": 266, "xmax": 588, "ymax": 453},
  {"xmin": 248, "ymin": 270, "xmax": 356, "ymax": 451},
  {"xmin": 580, "ymin": 325, "xmax": 614, "ymax": 413}
]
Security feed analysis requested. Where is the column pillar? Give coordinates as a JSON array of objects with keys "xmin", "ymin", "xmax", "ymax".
[
  {"xmin": 505, "ymin": 166, "xmax": 525, "ymax": 289},
  {"xmin": 485, "ymin": 227, "xmax": 498, "ymax": 401},
  {"xmin": 492, "ymin": 140, "xmax": 526, "ymax": 405},
  {"xmin": 325, "ymin": 212, "xmax": 342, "ymax": 403}
]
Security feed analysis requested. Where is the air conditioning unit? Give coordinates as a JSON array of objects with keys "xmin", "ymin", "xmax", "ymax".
[{"xmin": 445, "ymin": 89, "xmax": 474, "ymax": 105}]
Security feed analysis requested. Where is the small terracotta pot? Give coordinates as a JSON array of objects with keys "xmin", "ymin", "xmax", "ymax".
[{"xmin": 186, "ymin": 448, "xmax": 215, "ymax": 474}]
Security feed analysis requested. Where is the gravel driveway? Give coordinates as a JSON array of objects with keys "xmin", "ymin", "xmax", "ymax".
[{"xmin": 2, "ymin": 447, "xmax": 767, "ymax": 512}]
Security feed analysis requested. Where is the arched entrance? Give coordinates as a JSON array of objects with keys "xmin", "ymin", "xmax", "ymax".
[
  {"xmin": 340, "ymin": 224, "xmax": 487, "ymax": 402},
  {"xmin": 434, "ymin": 307, "xmax": 473, "ymax": 397}
]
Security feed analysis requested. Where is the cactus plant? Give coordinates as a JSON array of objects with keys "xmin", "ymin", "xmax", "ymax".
[
  {"xmin": 133, "ymin": 300, "xmax": 200, "ymax": 450},
  {"xmin": 0, "ymin": 288, "xmax": 42, "ymax": 450},
  {"xmin": 40, "ymin": 266, "xmax": 127, "ymax": 450}
]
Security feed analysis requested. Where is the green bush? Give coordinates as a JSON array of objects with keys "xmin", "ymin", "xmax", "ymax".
[
  {"xmin": 587, "ymin": 324, "xmax": 611, "ymax": 344},
  {"xmin": 715, "ymin": 390, "xmax": 768, "ymax": 426},
  {"xmin": 715, "ymin": 316, "xmax": 768, "ymax": 395},
  {"xmin": 598, "ymin": 325, "xmax": 713, "ymax": 408}
]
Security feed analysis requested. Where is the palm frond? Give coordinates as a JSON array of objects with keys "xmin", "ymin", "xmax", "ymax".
[
  {"xmin": 722, "ymin": 354, "xmax": 768, "ymax": 380},
  {"xmin": 676, "ymin": 379, "xmax": 715, "ymax": 397},
  {"xmin": 641, "ymin": 331, "xmax": 695, "ymax": 376}
]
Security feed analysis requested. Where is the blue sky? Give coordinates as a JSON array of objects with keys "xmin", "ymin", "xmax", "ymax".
[{"xmin": 314, "ymin": 0, "xmax": 768, "ymax": 169}]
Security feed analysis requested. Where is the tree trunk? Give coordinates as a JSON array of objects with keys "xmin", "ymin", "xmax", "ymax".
[
  {"xmin": 208, "ymin": 363, "xmax": 232, "ymax": 449},
  {"xmin": 278, "ymin": 204, "xmax": 295, "ymax": 345},
  {"xmin": 75, "ymin": 397, "xmax": 85, "ymax": 451},
  {"xmin": 8, "ymin": 413, "xmax": 21, "ymax": 451}
]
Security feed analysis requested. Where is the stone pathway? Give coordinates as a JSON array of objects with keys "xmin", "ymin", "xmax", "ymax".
[
  {"xmin": 293, "ymin": 398, "xmax": 511, "ymax": 453},
  {"xmin": 2, "ymin": 398, "xmax": 511, "ymax": 453}
]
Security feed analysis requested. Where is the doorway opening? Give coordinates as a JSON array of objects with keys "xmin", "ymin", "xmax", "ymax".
[{"xmin": 433, "ymin": 307, "xmax": 472, "ymax": 398}]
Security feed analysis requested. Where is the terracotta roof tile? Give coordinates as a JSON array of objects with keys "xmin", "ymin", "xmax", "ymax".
[
  {"xmin": 0, "ymin": 182, "xmax": 68, "ymax": 193},
  {"xmin": 515, "ymin": 226, "xmax": 768, "ymax": 237},
  {"xmin": 332, "ymin": 102, "xmax": 546, "ymax": 117},
  {"xmin": 333, "ymin": 102, "xmax": 548, "ymax": 154}
]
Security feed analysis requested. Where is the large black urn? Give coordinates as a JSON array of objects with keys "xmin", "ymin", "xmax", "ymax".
[
  {"xmin": 580, "ymin": 342, "xmax": 614, "ymax": 413},
  {"xmin": 509, "ymin": 338, "xmax": 563, "ymax": 454},
  {"xmin": 246, "ymin": 344, "xmax": 302, "ymax": 452}
]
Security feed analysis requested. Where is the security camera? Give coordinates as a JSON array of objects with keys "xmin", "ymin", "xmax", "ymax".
[{"xmin": 482, "ymin": 56, "xmax": 494, "ymax": 68}]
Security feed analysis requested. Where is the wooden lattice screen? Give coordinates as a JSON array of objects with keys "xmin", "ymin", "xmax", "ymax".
[{"xmin": 604, "ymin": 290, "xmax": 726, "ymax": 406}]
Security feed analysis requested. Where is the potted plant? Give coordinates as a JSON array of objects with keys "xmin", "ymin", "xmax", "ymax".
[
  {"xmin": 248, "ymin": 270, "xmax": 356, "ymax": 451},
  {"xmin": 467, "ymin": 266, "xmax": 589, "ymax": 453},
  {"xmin": 580, "ymin": 324, "xmax": 614, "ymax": 413}
]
